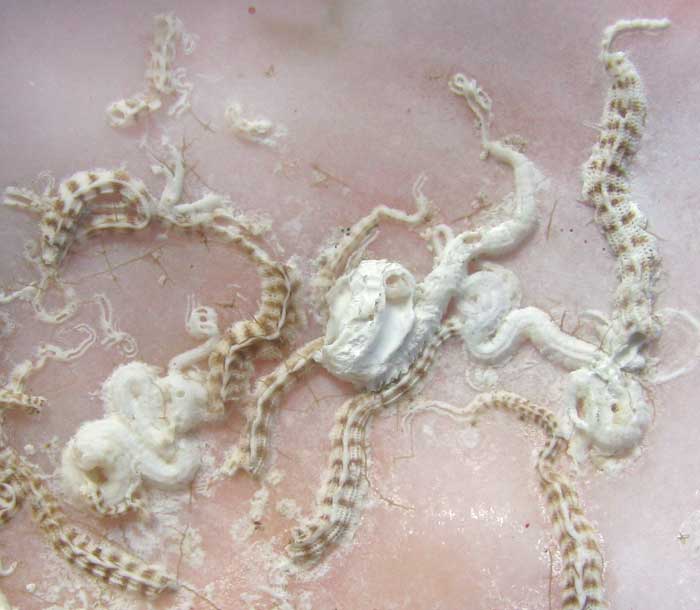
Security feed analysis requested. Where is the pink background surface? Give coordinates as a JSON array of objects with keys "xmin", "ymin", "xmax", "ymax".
[{"xmin": 1, "ymin": 1, "xmax": 699, "ymax": 609}]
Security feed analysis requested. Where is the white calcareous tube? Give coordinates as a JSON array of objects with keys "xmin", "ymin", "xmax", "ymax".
[
  {"xmin": 61, "ymin": 417, "xmax": 142, "ymax": 512},
  {"xmin": 567, "ymin": 363, "xmax": 652, "ymax": 462},
  {"xmin": 319, "ymin": 260, "xmax": 417, "ymax": 389},
  {"xmin": 61, "ymin": 362, "xmax": 209, "ymax": 514}
]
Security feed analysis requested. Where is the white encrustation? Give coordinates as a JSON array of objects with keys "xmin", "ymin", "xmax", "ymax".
[{"xmin": 61, "ymin": 301, "xmax": 219, "ymax": 515}]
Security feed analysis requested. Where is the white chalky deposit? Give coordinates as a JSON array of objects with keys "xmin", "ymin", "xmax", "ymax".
[
  {"xmin": 317, "ymin": 75, "xmax": 543, "ymax": 391},
  {"xmin": 567, "ymin": 363, "xmax": 651, "ymax": 462},
  {"xmin": 319, "ymin": 259, "xmax": 417, "ymax": 389},
  {"xmin": 59, "ymin": 294, "xmax": 225, "ymax": 516},
  {"xmin": 61, "ymin": 362, "xmax": 209, "ymax": 515}
]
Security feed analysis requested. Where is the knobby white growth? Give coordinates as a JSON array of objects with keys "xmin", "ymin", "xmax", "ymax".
[
  {"xmin": 465, "ymin": 316, "xmax": 654, "ymax": 465},
  {"xmin": 61, "ymin": 301, "xmax": 220, "ymax": 516},
  {"xmin": 279, "ymin": 69, "xmax": 544, "ymax": 573},
  {"xmin": 319, "ymin": 259, "xmax": 418, "ymax": 389},
  {"xmin": 457, "ymin": 265, "xmax": 653, "ymax": 462},
  {"xmin": 460, "ymin": 267, "xmax": 598, "ymax": 370},
  {"xmin": 317, "ymin": 77, "xmax": 543, "ymax": 391},
  {"xmin": 567, "ymin": 363, "xmax": 651, "ymax": 466}
]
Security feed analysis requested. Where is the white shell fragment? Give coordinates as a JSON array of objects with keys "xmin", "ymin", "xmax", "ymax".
[{"xmin": 319, "ymin": 260, "xmax": 417, "ymax": 389}]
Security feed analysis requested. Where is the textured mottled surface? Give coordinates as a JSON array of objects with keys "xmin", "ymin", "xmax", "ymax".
[{"xmin": 1, "ymin": 1, "xmax": 699, "ymax": 609}]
